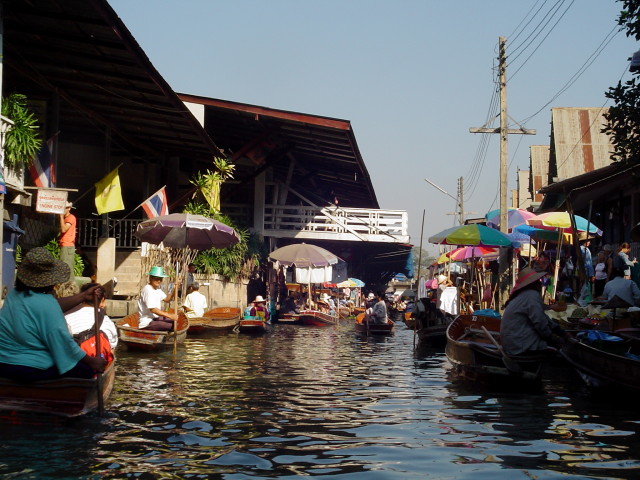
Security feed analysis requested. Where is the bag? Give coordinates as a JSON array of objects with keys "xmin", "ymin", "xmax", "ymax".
[{"xmin": 77, "ymin": 331, "xmax": 114, "ymax": 363}]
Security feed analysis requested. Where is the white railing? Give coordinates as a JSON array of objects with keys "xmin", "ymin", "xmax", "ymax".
[{"xmin": 263, "ymin": 205, "xmax": 409, "ymax": 243}]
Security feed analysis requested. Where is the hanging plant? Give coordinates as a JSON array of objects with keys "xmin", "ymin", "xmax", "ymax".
[{"xmin": 1, "ymin": 93, "xmax": 42, "ymax": 171}]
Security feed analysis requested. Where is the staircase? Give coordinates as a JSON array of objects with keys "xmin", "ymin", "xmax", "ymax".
[{"xmin": 113, "ymin": 249, "xmax": 143, "ymax": 298}]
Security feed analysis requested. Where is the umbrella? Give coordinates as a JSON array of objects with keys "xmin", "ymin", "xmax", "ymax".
[
  {"xmin": 336, "ymin": 278, "xmax": 365, "ymax": 288},
  {"xmin": 269, "ymin": 243, "xmax": 339, "ymax": 268},
  {"xmin": 448, "ymin": 246, "xmax": 499, "ymax": 262},
  {"xmin": 526, "ymin": 211, "xmax": 602, "ymax": 235},
  {"xmin": 514, "ymin": 224, "xmax": 573, "ymax": 244},
  {"xmin": 135, "ymin": 213, "xmax": 240, "ymax": 250},
  {"xmin": 485, "ymin": 208, "xmax": 536, "ymax": 231},
  {"xmin": 429, "ymin": 224, "xmax": 514, "ymax": 247}
]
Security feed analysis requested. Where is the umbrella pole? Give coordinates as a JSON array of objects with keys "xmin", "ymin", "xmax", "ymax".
[
  {"xmin": 174, "ymin": 260, "xmax": 179, "ymax": 356},
  {"xmin": 551, "ymin": 230, "xmax": 563, "ymax": 301}
]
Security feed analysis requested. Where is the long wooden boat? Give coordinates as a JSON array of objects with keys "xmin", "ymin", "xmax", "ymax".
[
  {"xmin": 560, "ymin": 330, "xmax": 640, "ymax": 391},
  {"xmin": 115, "ymin": 313, "xmax": 189, "ymax": 351},
  {"xmin": 0, "ymin": 361, "xmax": 116, "ymax": 418},
  {"xmin": 298, "ymin": 309, "xmax": 339, "ymax": 326},
  {"xmin": 188, "ymin": 307, "xmax": 241, "ymax": 334},
  {"xmin": 278, "ymin": 312, "xmax": 302, "ymax": 325},
  {"xmin": 238, "ymin": 316, "xmax": 271, "ymax": 334},
  {"xmin": 445, "ymin": 314, "xmax": 556, "ymax": 389},
  {"xmin": 354, "ymin": 313, "xmax": 394, "ymax": 335}
]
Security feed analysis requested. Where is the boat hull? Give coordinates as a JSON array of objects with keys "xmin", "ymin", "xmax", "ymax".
[
  {"xmin": 116, "ymin": 313, "xmax": 189, "ymax": 351},
  {"xmin": 354, "ymin": 313, "xmax": 394, "ymax": 335},
  {"xmin": 298, "ymin": 310, "xmax": 339, "ymax": 326},
  {"xmin": 188, "ymin": 307, "xmax": 241, "ymax": 334},
  {"xmin": 238, "ymin": 317, "xmax": 271, "ymax": 334},
  {"xmin": 0, "ymin": 361, "xmax": 116, "ymax": 418}
]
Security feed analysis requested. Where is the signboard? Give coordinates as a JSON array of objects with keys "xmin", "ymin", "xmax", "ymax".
[{"xmin": 36, "ymin": 189, "xmax": 68, "ymax": 214}]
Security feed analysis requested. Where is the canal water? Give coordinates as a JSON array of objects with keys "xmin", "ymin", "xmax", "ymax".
[{"xmin": 1, "ymin": 322, "xmax": 640, "ymax": 479}]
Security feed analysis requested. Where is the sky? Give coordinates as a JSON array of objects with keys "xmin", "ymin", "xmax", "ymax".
[{"xmin": 109, "ymin": 0, "xmax": 637, "ymax": 256}]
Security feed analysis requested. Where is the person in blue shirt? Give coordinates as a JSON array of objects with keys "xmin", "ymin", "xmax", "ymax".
[{"xmin": 0, "ymin": 248, "xmax": 106, "ymax": 382}]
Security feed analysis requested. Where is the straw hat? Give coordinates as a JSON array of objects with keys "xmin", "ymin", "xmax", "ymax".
[
  {"xmin": 437, "ymin": 274, "xmax": 448, "ymax": 284},
  {"xmin": 17, "ymin": 247, "xmax": 70, "ymax": 288},
  {"xmin": 321, "ymin": 293, "xmax": 331, "ymax": 301},
  {"xmin": 510, "ymin": 267, "xmax": 547, "ymax": 294},
  {"xmin": 147, "ymin": 266, "xmax": 169, "ymax": 278},
  {"xmin": 253, "ymin": 295, "xmax": 266, "ymax": 303},
  {"xmin": 367, "ymin": 292, "xmax": 375, "ymax": 300}
]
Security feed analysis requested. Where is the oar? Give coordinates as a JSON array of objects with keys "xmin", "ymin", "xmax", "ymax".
[
  {"xmin": 93, "ymin": 292, "xmax": 104, "ymax": 417},
  {"xmin": 481, "ymin": 326, "xmax": 522, "ymax": 373}
]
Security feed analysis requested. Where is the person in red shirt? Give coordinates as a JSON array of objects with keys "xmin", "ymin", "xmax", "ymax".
[{"xmin": 59, "ymin": 201, "xmax": 76, "ymax": 280}]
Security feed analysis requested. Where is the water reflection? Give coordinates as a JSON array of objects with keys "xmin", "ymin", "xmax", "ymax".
[{"xmin": 0, "ymin": 324, "xmax": 639, "ymax": 479}]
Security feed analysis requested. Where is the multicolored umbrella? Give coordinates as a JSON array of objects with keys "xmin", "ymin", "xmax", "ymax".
[
  {"xmin": 437, "ymin": 246, "xmax": 499, "ymax": 264},
  {"xmin": 526, "ymin": 211, "xmax": 602, "ymax": 235},
  {"xmin": 485, "ymin": 208, "xmax": 536, "ymax": 231},
  {"xmin": 429, "ymin": 224, "xmax": 514, "ymax": 247},
  {"xmin": 336, "ymin": 278, "xmax": 365, "ymax": 288}
]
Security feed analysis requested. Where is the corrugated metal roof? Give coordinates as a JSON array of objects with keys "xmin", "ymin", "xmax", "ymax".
[
  {"xmin": 529, "ymin": 145, "xmax": 550, "ymax": 203},
  {"xmin": 550, "ymin": 107, "xmax": 613, "ymax": 180}
]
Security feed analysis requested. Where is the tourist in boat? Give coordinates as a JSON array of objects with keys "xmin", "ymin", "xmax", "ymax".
[
  {"xmin": 64, "ymin": 282, "xmax": 118, "ymax": 361},
  {"xmin": 601, "ymin": 266, "xmax": 640, "ymax": 307},
  {"xmin": 318, "ymin": 293, "xmax": 336, "ymax": 316},
  {"xmin": 0, "ymin": 247, "xmax": 107, "ymax": 381},
  {"xmin": 138, "ymin": 266, "xmax": 178, "ymax": 331},
  {"xmin": 500, "ymin": 267, "xmax": 568, "ymax": 356},
  {"xmin": 182, "ymin": 282, "xmax": 208, "ymax": 318},
  {"xmin": 249, "ymin": 295, "xmax": 270, "ymax": 322}
]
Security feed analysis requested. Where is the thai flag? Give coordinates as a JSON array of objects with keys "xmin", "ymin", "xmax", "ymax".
[
  {"xmin": 29, "ymin": 137, "xmax": 55, "ymax": 188},
  {"xmin": 141, "ymin": 186, "xmax": 169, "ymax": 218}
]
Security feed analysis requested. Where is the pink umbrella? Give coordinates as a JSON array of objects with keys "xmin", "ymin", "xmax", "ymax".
[
  {"xmin": 485, "ymin": 208, "xmax": 536, "ymax": 231},
  {"xmin": 448, "ymin": 246, "xmax": 499, "ymax": 262}
]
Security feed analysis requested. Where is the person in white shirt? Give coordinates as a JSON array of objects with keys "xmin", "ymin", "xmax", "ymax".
[
  {"xmin": 183, "ymin": 282, "xmax": 208, "ymax": 318},
  {"xmin": 138, "ymin": 266, "xmax": 177, "ymax": 331},
  {"xmin": 64, "ymin": 282, "xmax": 118, "ymax": 350}
]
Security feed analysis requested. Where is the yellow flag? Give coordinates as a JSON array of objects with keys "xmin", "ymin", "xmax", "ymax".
[{"xmin": 95, "ymin": 167, "xmax": 125, "ymax": 215}]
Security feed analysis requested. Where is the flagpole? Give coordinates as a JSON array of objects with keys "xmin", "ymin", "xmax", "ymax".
[{"xmin": 73, "ymin": 162, "xmax": 124, "ymax": 205}]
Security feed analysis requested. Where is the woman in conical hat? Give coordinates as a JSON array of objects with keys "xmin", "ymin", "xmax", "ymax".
[{"xmin": 500, "ymin": 267, "xmax": 568, "ymax": 356}]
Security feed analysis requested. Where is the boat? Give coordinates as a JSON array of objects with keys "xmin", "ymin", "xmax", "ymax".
[
  {"xmin": 354, "ymin": 313, "xmax": 394, "ymax": 335},
  {"xmin": 445, "ymin": 313, "xmax": 556, "ymax": 389},
  {"xmin": 115, "ymin": 313, "xmax": 189, "ymax": 351},
  {"xmin": 412, "ymin": 299, "xmax": 452, "ymax": 347},
  {"xmin": 0, "ymin": 361, "xmax": 116, "ymax": 418},
  {"xmin": 277, "ymin": 312, "xmax": 302, "ymax": 325},
  {"xmin": 188, "ymin": 307, "xmax": 241, "ymax": 334},
  {"xmin": 238, "ymin": 316, "xmax": 271, "ymax": 334},
  {"xmin": 297, "ymin": 309, "xmax": 339, "ymax": 326},
  {"xmin": 560, "ymin": 330, "xmax": 640, "ymax": 391}
]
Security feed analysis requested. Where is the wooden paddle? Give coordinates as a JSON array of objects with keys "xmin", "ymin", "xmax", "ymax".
[
  {"xmin": 93, "ymin": 292, "xmax": 104, "ymax": 417},
  {"xmin": 481, "ymin": 325, "xmax": 522, "ymax": 374}
]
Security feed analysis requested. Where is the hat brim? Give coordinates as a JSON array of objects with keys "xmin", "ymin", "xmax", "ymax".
[
  {"xmin": 17, "ymin": 259, "xmax": 70, "ymax": 288},
  {"xmin": 511, "ymin": 270, "xmax": 547, "ymax": 294}
]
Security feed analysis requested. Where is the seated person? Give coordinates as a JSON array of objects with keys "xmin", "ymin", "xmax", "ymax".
[
  {"xmin": 182, "ymin": 282, "xmax": 208, "ymax": 318},
  {"xmin": 64, "ymin": 282, "xmax": 118, "ymax": 362},
  {"xmin": 280, "ymin": 296, "xmax": 299, "ymax": 315},
  {"xmin": 0, "ymin": 248, "xmax": 106, "ymax": 382},
  {"xmin": 365, "ymin": 292, "xmax": 389, "ymax": 324},
  {"xmin": 602, "ymin": 267, "xmax": 640, "ymax": 307},
  {"xmin": 501, "ymin": 267, "xmax": 568, "ymax": 356},
  {"xmin": 249, "ymin": 295, "xmax": 270, "ymax": 322},
  {"xmin": 138, "ymin": 266, "xmax": 178, "ymax": 331},
  {"xmin": 318, "ymin": 293, "xmax": 336, "ymax": 315}
]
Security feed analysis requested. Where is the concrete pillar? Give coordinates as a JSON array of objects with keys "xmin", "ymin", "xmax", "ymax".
[{"xmin": 96, "ymin": 237, "xmax": 116, "ymax": 297}]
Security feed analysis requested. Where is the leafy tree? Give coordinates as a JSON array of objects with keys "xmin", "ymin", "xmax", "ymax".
[
  {"xmin": 412, "ymin": 246, "xmax": 436, "ymax": 278},
  {"xmin": 603, "ymin": 0, "xmax": 640, "ymax": 163}
]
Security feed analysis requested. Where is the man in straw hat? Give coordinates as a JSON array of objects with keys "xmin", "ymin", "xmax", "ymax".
[
  {"xmin": 138, "ymin": 266, "xmax": 178, "ymax": 331},
  {"xmin": 0, "ymin": 247, "xmax": 107, "ymax": 381},
  {"xmin": 500, "ymin": 267, "xmax": 569, "ymax": 356}
]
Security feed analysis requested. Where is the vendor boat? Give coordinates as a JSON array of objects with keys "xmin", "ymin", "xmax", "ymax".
[
  {"xmin": 445, "ymin": 313, "xmax": 556, "ymax": 389},
  {"xmin": 298, "ymin": 309, "xmax": 339, "ymax": 326},
  {"xmin": 0, "ymin": 361, "xmax": 116, "ymax": 418},
  {"xmin": 115, "ymin": 313, "xmax": 189, "ymax": 351},
  {"xmin": 354, "ymin": 313, "xmax": 394, "ymax": 335},
  {"xmin": 238, "ymin": 316, "xmax": 271, "ymax": 334},
  {"xmin": 188, "ymin": 307, "xmax": 241, "ymax": 334}
]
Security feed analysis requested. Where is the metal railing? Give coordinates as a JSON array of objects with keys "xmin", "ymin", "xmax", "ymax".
[{"xmin": 78, "ymin": 218, "xmax": 143, "ymax": 248}]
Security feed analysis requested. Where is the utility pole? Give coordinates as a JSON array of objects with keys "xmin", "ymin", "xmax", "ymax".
[
  {"xmin": 469, "ymin": 36, "xmax": 536, "ymax": 310},
  {"xmin": 425, "ymin": 177, "xmax": 475, "ymax": 226}
]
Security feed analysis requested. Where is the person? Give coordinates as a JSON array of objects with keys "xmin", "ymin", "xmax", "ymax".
[
  {"xmin": 182, "ymin": 282, "xmax": 208, "ymax": 318},
  {"xmin": 533, "ymin": 252, "xmax": 550, "ymax": 273},
  {"xmin": 616, "ymin": 242, "xmax": 636, "ymax": 279},
  {"xmin": 318, "ymin": 293, "xmax": 336, "ymax": 315},
  {"xmin": 500, "ymin": 267, "xmax": 568, "ymax": 356},
  {"xmin": 138, "ymin": 266, "xmax": 178, "ymax": 331},
  {"xmin": 64, "ymin": 282, "xmax": 118, "ymax": 360},
  {"xmin": 365, "ymin": 292, "xmax": 376, "ymax": 309},
  {"xmin": 280, "ymin": 296, "xmax": 299, "ymax": 315},
  {"xmin": 593, "ymin": 250, "xmax": 608, "ymax": 297},
  {"xmin": 367, "ymin": 291, "xmax": 389, "ymax": 324},
  {"xmin": 59, "ymin": 201, "xmax": 76, "ymax": 280},
  {"xmin": 580, "ymin": 238, "xmax": 594, "ymax": 279},
  {"xmin": 186, "ymin": 263, "xmax": 197, "ymax": 290},
  {"xmin": 0, "ymin": 247, "xmax": 106, "ymax": 381},
  {"xmin": 602, "ymin": 244, "xmax": 614, "ymax": 280},
  {"xmin": 249, "ymin": 295, "xmax": 270, "ymax": 322},
  {"xmin": 602, "ymin": 266, "xmax": 640, "ymax": 307}
]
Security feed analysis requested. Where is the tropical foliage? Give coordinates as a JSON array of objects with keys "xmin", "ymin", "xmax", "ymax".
[
  {"xmin": 603, "ymin": 0, "xmax": 640, "ymax": 163},
  {"xmin": 189, "ymin": 157, "xmax": 236, "ymax": 213},
  {"xmin": 1, "ymin": 93, "xmax": 42, "ymax": 170}
]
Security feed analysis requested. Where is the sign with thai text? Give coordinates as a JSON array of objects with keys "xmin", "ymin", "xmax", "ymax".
[{"xmin": 36, "ymin": 189, "xmax": 68, "ymax": 214}]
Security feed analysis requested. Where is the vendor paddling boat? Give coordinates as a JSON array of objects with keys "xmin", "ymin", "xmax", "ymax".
[
  {"xmin": 354, "ymin": 313, "xmax": 394, "ymax": 335},
  {"xmin": 445, "ymin": 313, "xmax": 556, "ymax": 389},
  {"xmin": 238, "ymin": 316, "xmax": 271, "ymax": 334},
  {"xmin": 0, "ymin": 361, "xmax": 116, "ymax": 418},
  {"xmin": 188, "ymin": 307, "xmax": 241, "ymax": 334},
  {"xmin": 116, "ymin": 313, "xmax": 189, "ymax": 351}
]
